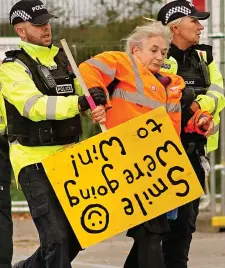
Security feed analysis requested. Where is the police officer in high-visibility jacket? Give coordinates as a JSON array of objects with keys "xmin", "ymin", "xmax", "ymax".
[
  {"xmin": 79, "ymin": 21, "xmax": 211, "ymax": 268},
  {"xmin": 150, "ymin": 1, "xmax": 225, "ymax": 268},
  {"xmin": 0, "ymin": 0, "xmax": 107, "ymax": 267},
  {"xmin": 0, "ymin": 92, "xmax": 13, "ymax": 268}
]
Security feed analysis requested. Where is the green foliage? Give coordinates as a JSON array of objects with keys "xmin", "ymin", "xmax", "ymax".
[{"xmin": 0, "ymin": 22, "xmax": 17, "ymax": 37}]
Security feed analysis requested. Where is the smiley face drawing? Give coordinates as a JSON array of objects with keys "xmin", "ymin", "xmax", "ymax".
[{"xmin": 81, "ymin": 204, "xmax": 109, "ymax": 234}]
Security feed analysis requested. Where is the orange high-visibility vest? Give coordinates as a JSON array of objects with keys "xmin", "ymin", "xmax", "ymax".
[{"xmin": 79, "ymin": 51, "xmax": 185, "ymax": 135}]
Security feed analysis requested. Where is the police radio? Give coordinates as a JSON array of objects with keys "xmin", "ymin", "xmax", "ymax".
[{"xmin": 36, "ymin": 58, "xmax": 57, "ymax": 90}]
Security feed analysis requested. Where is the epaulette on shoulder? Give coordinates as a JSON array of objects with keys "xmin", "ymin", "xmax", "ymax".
[
  {"xmin": 195, "ymin": 44, "xmax": 212, "ymax": 53},
  {"xmin": 2, "ymin": 50, "xmax": 23, "ymax": 64},
  {"xmin": 2, "ymin": 56, "xmax": 16, "ymax": 64},
  {"xmin": 194, "ymin": 44, "xmax": 213, "ymax": 64}
]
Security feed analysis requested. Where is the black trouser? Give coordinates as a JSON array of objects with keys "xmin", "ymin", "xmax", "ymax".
[
  {"xmin": 162, "ymin": 151, "xmax": 205, "ymax": 268},
  {"xmin": 0, "ymin": 153, "xmax": 13, "ymax": 268},
  {"xmin": 124, "ymin": 215, "xmax": 168, "ymax": 268},
  {"xmin": 18, "ymin": 163, "xmax": 82, "ymax": 268}
]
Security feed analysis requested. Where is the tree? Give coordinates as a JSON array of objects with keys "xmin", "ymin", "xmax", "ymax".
[{"xmin": 131, "ymin": 0, "xmax": 163, "ymax": 18}]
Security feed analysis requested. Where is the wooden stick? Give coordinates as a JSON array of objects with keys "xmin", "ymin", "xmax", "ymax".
[{"xmin": 60, "ymin": 39, "xmax": 107, "ymax": 132}]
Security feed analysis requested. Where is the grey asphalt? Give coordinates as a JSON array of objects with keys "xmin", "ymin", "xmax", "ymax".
[{"xmin": 13, "ymin": 215, "xmax": 225, "ymax": 268}]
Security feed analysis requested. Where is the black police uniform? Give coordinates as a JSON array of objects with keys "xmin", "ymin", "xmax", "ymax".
[
  {"xmin": 162, "ymin": 43, "xmax": 211, "ymax": 268},
  {"xmin": 0, "ymin": 135, "xmax": 13, "ymax": 268}
]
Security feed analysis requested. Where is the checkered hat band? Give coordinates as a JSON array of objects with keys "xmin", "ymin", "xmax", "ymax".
[
  {"xmin": 165, "ymin": 6, "xmax": 191, "ymax": 24},
  {"xmin": 11, "ymin": 10, "xmax": 32, "ymax": 24}
]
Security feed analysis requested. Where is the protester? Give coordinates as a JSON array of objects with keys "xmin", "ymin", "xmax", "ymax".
[{"xmin": 79, "ymin": 21, "xmax": 191, "ymax": 268}]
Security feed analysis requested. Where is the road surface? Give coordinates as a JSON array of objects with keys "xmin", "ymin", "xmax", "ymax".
[{"xmin": 13, "ymin": 215, "xmax": 225, "ymax": 268}]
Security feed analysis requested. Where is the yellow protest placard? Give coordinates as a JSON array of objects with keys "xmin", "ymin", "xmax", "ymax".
[{"xmin": 42, "ymin": 107, "xmax": 203, "ymax": 248}]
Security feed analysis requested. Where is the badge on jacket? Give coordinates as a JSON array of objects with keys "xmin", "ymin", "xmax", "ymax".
[
  {"xmin": 56, "ymin": 84, "xmax": 73, "ymax": 94},
  {"xmin": 161, "ymin": 63, "xmax": 171, "ymax": 70}
]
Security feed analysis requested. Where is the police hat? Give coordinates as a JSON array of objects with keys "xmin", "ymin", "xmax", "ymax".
[
  {"xmin": 157, "ymin": 0, "xmax": 210, "ymax": 25},
  {"xmin": 10, "ymin": 0, "xmax": 58, "ymax": 26}
]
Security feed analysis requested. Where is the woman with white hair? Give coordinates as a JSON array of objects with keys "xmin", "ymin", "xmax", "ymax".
[{"xmin": 79, "ymin": 21, "xmax": 186, "ymax": 268}]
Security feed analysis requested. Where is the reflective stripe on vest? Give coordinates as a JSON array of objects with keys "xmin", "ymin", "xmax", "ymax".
[
  {"xmin": 207, "ymin": 92, "xmax": 218, "ymax": 116},
  {"xmin": 23, "ymin": 94, "xmax": 42, "ymax": 117},
  {"xmin": 112, "ymin": 88, "xmax": 181, "ymax": 113},
  {"xmin": 86, "ymin": 53, "xmax": 181, "ymax": 113},
  {"xmin": 86, "ymin": 58, "xmax": 116, "ymax": 79},
  {"xmin": 23, "ymin": 94, "xmax": 58, "ymax": 120},
  {"xmin": 128, "ymin": 54, "xmax": 181, "ymax": 112},
  {"xmin": 46, "ymin": 96, "xmax": 57, "ymax": 120},
  {"xmin": 208, "ymin": 83, "xmax": 224, "ymax": 95},
  {"xmin": 128, "ymin": 53, "xmax": 144, "ymax": 94}
]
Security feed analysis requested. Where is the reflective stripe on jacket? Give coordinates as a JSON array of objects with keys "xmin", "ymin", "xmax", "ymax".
[
  {"xmin": 161, "ymin": 49, "xmax": 225, "ymax": 153},
  {"xmin": 79, "ymin": 51, "xmax": 185, "ymax": 135}
]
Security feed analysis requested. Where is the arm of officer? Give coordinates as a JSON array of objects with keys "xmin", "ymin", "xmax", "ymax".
[
  {"xmin": 0, "ymin": 61, "xmax": 79, "ymax": 122},
  {"xmin": 195, "ymin": 60, "xmax": 225, "ymax": 115}
]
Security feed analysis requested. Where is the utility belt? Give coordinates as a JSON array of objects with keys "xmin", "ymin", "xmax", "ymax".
[{"xmin": 8, "ymin": 116, "xmax": 81, "ymax": 147}]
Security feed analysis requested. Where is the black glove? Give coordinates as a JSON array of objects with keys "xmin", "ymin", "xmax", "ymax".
[
  {"xmin": 181, "ymin": 87, "xmax": 196, "ymax": 108},
  {"xmin": 78, "ymin": 87, "xmax": 107, "ymax": 111}
]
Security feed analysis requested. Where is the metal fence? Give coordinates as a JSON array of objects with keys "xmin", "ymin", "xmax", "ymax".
[
  {"xmin": 0, "ymin": 0, "xmax": 164, "ymax": 63},
  {"xmin": 0, "ymin": 0, "xmax": 163, "ymax": 34}
]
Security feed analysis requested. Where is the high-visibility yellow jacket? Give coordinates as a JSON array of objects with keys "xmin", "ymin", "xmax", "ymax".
[
  {"xmin": 79, "ymin": 51, "xmax": 185, "ymax": 136},
  {"xmin": 0, "ymin": 40, "xmax": 81, "ymax": 183},
  {"xmin": 161, "ymin": 45, "xmax": 225, "ymax": 153}
]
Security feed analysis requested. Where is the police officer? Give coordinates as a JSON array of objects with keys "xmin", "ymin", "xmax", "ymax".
[
  {"xmin": 0, "ymin": 91, "xmax": 13, "ymax": 268},
  {"xmin": 0, "ymin": 0, "xmax": 107, "ymax": 267},
  {"xmin": 155, "ymin": 1, "xmax": 225, "ymax": 267}
]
